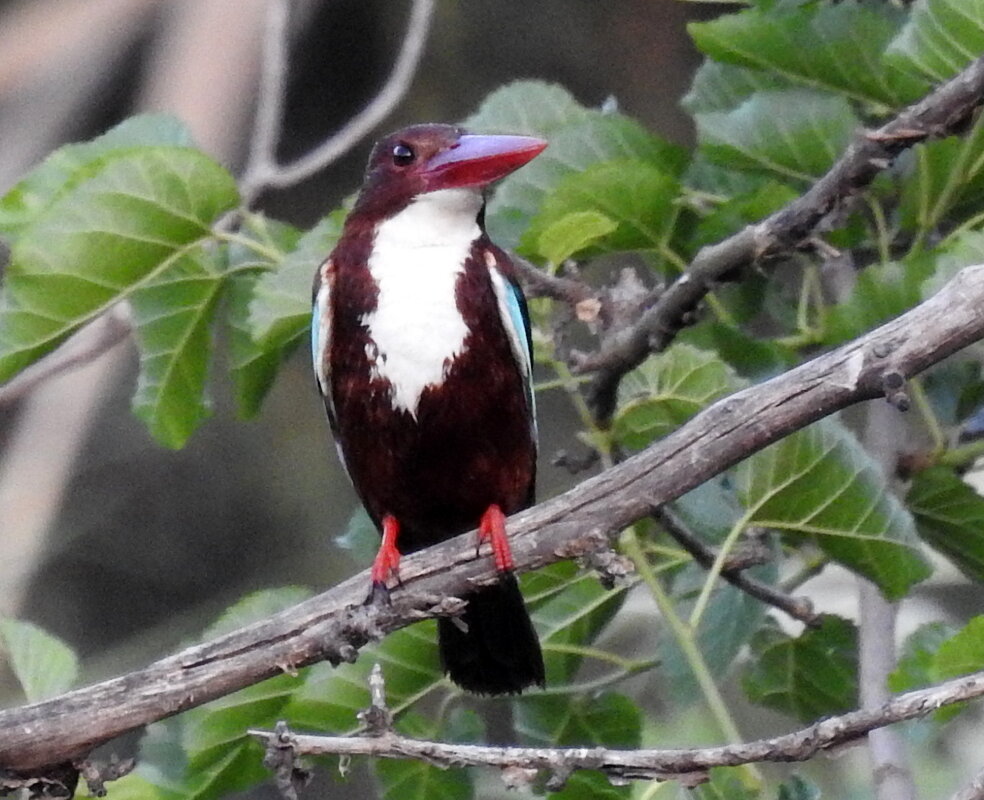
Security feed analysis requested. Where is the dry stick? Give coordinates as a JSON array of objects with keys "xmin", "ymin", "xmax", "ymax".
[
  {"xmin": 239, "ymin": 0, "xmax": 436, "ymax": 204},
  {"xmin": 579, "ymin": 54, "xmax": 984, "ymax": 420},
  {"xmin": 250, "ymin": 668, "xmax": 984, "ymax": 786},
  {"xmin": 2, "ymin": 262, "xmax": 984, "ymax": 774}
]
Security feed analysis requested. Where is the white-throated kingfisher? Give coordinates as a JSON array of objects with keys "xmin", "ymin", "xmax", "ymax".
[{"xmin": 311, "ymin": 124, "xmax": 547, "ymax": 694}]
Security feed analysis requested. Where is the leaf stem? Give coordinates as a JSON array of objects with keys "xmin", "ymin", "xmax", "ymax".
[
  {"xmin": 622, "ymin": 528, "xmax": 752, "ymax": 763},
  {"xmin": 687, "ymin": 511, "xmax": 753, "ymax": 631},
  {"xmin": 909, "ymin": 377, "xmax": 946, "ymax": 453}
]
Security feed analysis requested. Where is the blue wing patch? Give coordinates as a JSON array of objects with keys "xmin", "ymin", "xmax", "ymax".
[{"xmin": 488, "ymin": 259, "xmax": 536, "ymax": 438}]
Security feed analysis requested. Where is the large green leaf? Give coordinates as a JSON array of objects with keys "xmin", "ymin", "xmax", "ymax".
[
  {"xmin": 928, "ymin": 616, "xmax": 984, "ymax": 682},
  {"xmin": 743, "ymin": 616, "xmax": 858, "ymax": 722},
  {"xmin": 534, "ymin": 210, "xmax": 618, "ymax": 265},
  {"xmin": 0, "ymin": 114, "xmax": 192, "ymax": 238},
  {"xmin": 696, "ymin": 90, "xmax": 858, "ymax": 183},
  {"xmin": 247, "ymin": 210, "xmax": 346, "ymax": 351},
  {"xmin": 0, "ymin": 619, "xmax": 79, "ymax": 703},
  {"xmin": 614, "ymin": 343, "xmax": 740, "ymax": 450},
  {"xmin": 130, "ymin": 250, "xmax": 224, "ymax": 447},
  {"xmin": 689, "ymin": 2, "xmax": 926, "ymax": 108},
  {"xmin": 0, "ymin": 147, "xmax": 239, "ymax": 382},
  {"xmin": 461, "ymin": 79, "xmax": 592, "ymax": 136},
  {"xmin": 886, "ymin": 0, "xmax": 984, "ymax": 83},
  {"xmin": 682, "ymin": 61, "xmax": 791, "ymax": 115},
  {"xmin": 908, "ymin": 467, "xmax": 984, "ymax": 583},
  {"xmin": 736, "ymin": 418, "xmax": 930, "ymax": 599},
  {"xmin": 689, "ymin": 769, "xmax": 759, "ymax": 800},
  {"xmin": 520, "ymin": 160, "xmax": 680, "ymax": 263},
  {"xmin": 487, "ymin": 114, "xmax": 687, "ymax": 248}
]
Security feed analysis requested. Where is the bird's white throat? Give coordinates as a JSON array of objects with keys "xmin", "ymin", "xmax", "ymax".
[{"xmin": 362, "ymin": 187, "xmax": 483, "ymax": 417}]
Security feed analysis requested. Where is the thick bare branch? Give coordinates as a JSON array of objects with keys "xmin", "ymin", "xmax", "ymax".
[
  {"xmin": 250, "ymin": 668, "xmax": 984, "ymax": 786},
  {"xmin": 579, "ymin": 54, "xmax": 984, "ymax": 420},
  {"xmin": 1, "ymin": 262, "xmax": 983, "ymax": 775}
]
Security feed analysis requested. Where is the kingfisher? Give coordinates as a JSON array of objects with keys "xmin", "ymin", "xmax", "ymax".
[{"xmin": 311, "ymin": 124, "xmax": 548, "ymax": 694}]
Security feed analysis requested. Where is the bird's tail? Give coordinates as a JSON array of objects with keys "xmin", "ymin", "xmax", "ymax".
[{"xmin": 437, "ymin": 572, "xmax": 544, "ymax": 695}]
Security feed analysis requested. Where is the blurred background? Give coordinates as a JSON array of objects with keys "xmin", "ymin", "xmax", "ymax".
[{"xmin": 0, "ymin": 0, "xmax": 719, "ymax": 689}]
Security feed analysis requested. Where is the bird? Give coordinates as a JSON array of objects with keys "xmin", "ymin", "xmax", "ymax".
[{"xmin": 311, "ymin": 124, "xmax": 548, "ymax": 694}]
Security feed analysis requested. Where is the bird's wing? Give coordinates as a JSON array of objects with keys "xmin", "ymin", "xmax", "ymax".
[
  {"xmin": 487, "ymin": 254, "xmax": 537, "ymax": 439},
  {"xmin": 311, "ymin": 258, "xmax": 337, "ymax": 431}
]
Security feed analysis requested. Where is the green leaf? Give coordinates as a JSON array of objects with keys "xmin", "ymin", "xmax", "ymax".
[
  {"xmin": 696, "ymin": 90, "xmax": 858, "ymax": 183},
  {"xmin": 777, "ymin": 774, "xmax": 822, "ymax": 800},
  {"xmin": 823, "ymin": 258, "xmax": 935, "ymax": 346},
  {"xmin": 375, "ymin": 738, "xmax": 472, "ymax": 800},
  {"xmin": 689, "ymin": 3, "xmax": 925, "ymax": 108},
  {"xmin": 0, "ymin": 114, "xmax": 192, "ymax": 238},
  {"xmin": 908, "ymin": 466, "xmax": 984, "ymax": 582},
  {"xmin": 536, "ymin": 210, "xmax": 618, "ymax": 264},
  {"xmin": 527, "ymin": 562, "xmax": 627, "ymax": 684},
  {"xmin": 886, "ymin": 0, "xmax": 984, "ymax": 83},
  {"xmin": 614, "ymin": 343, "xmax": 741, "ymax": 450},
  {"xmin": 516, "ymin": 692, "xmax": 639, "ymax": 800},
  {"xmin": 889, "ymin": 621, "xmax": 960, "ymax": 691},
  {"xmin": 225, "ymin": 272, "xmax": 288, "ymax": 419},
  {"xmin": 224, "ymin": 215, "xmax": 304, "ymax": 418},
  {"xmin": 521, "ymin": 161, "xmax": 680, "ymax": 263},
  {"xmin": 688, "ymin": 768, "xmax": 759, "ymax": 800},
  {"xmin": 517, "ymin": 691, "xmax": 640, "ymax": 746},
  {"xmin": 462, "ymin": 79, "xmax": 592, "ymax": 135},
  {"xmin": 0, "ymin": 619, "xmax": 79, "ymax": 702},
  {"xmin": 736, "ymin": 418, "xmax": 931, "ymax": 599},
  {"xmin": 130, "ymin": 250, "xmax": 224, "ymax": 447},
  {"xmin": 743, "ymin": 616, "xmax": 858, "ymax": 722},
  {"xmin": 139, "ymin": 588, "xmax": 313, "ymax": 800},
  {"xmin": 661, "ymin": 563, "xmax": 776, "ymax": 701},
  {"xmin": 682, "ymin": 60, "xmax": 791, "ymax": 114},
  {"xmin": 488, "ymin": 114, "xmax": 687, "ymax": 247},
  {"xmin": 0, "ymin": 147, "xmax": 239, "ymax": 382},
  {"xmin": 896, "ymin": 119, "xmax": 984, "ymax": 235},
  {"xmin": 248, "ymin": 210, "xmax": 346, "ymax": 350},
  {"xmin": 688, "ymin": 180, "xmax": 799, "ymax": 252},
  {"xmin": 930, "ymin": 615, "xmax": 984, "ymax": 682},
  {"xmin": 95, "ymin": 773, "xmax": 180, "ymax": 800}
]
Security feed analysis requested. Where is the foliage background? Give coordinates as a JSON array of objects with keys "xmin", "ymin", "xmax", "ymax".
[{"xmin": 4, "ymin": 1, "xmax": 984, "ymax": 799}]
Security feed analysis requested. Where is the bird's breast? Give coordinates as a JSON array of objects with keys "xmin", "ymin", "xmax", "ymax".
[{"xmin": 359, "ymin": 189, "xmax": 483, "ymax": 417}]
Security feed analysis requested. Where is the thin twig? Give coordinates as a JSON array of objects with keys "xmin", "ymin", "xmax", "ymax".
[
  {"xmin": 241, "ymin": 0, "xmax": 436, "ymax": 202},
  {"xmin": 250, "ymin": 668, "xmax": 984, "ymax": 787},
  {"xmin": 655, "ymin": 507, "xmax": 820, "ymax": 628}
]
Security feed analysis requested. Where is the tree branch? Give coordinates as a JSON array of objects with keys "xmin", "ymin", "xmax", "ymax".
[
  {"xmin": 239, "ymin": 0, "xmax": 436, "ymax": 204},
  {"xmin": 1, "ymin": 261, "xmax": 983, "ymax": 774},
  {"xmin": 250, "ymin": 667, "xmax": 984, "ymax": 789},
  {"xmin": 579, "ymin": 54, "xmax": 984, "ymax": 420}
]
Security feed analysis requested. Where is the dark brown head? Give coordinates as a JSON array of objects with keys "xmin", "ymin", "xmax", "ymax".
[{"xmin": 351, "ymin": 124, "xmax": 547, "ymax": 221}]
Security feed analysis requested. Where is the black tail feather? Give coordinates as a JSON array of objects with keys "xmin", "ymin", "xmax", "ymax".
[{"xmin": 437, "ymin": 573, "xmax": 544, "ymax": 695}]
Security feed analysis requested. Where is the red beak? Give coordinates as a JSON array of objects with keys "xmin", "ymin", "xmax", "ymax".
[{"xmin": 422, "ymin": 134, "xmax": 548, "ymax": 190}]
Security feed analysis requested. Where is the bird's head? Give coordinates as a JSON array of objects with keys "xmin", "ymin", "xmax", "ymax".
[{"xmin": 351, "ymin": 124, "xmax": 547, "ymax": 220}]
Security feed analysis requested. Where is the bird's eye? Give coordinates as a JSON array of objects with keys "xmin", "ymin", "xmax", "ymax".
[{"xmin": 392, "ymin": 143, "xmax": 415, "ymax": 166}]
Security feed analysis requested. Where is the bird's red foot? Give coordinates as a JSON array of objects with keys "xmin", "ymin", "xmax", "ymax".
[
  {"xmin": 477, "ymin": 504, "xmax": 514, "ymax": 573},
  {"xmin": 368, "ymin": 514, "xmax": 402, "ymax": 604}
]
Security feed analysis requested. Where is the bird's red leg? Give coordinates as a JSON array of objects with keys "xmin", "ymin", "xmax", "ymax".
[
  {"xmin": 369, "ymin": 514, "xmax": 402, "ymax": 602},
  {"xmin": 478, "ymin": 504, "xmax": 514, "ymax": 573}
]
